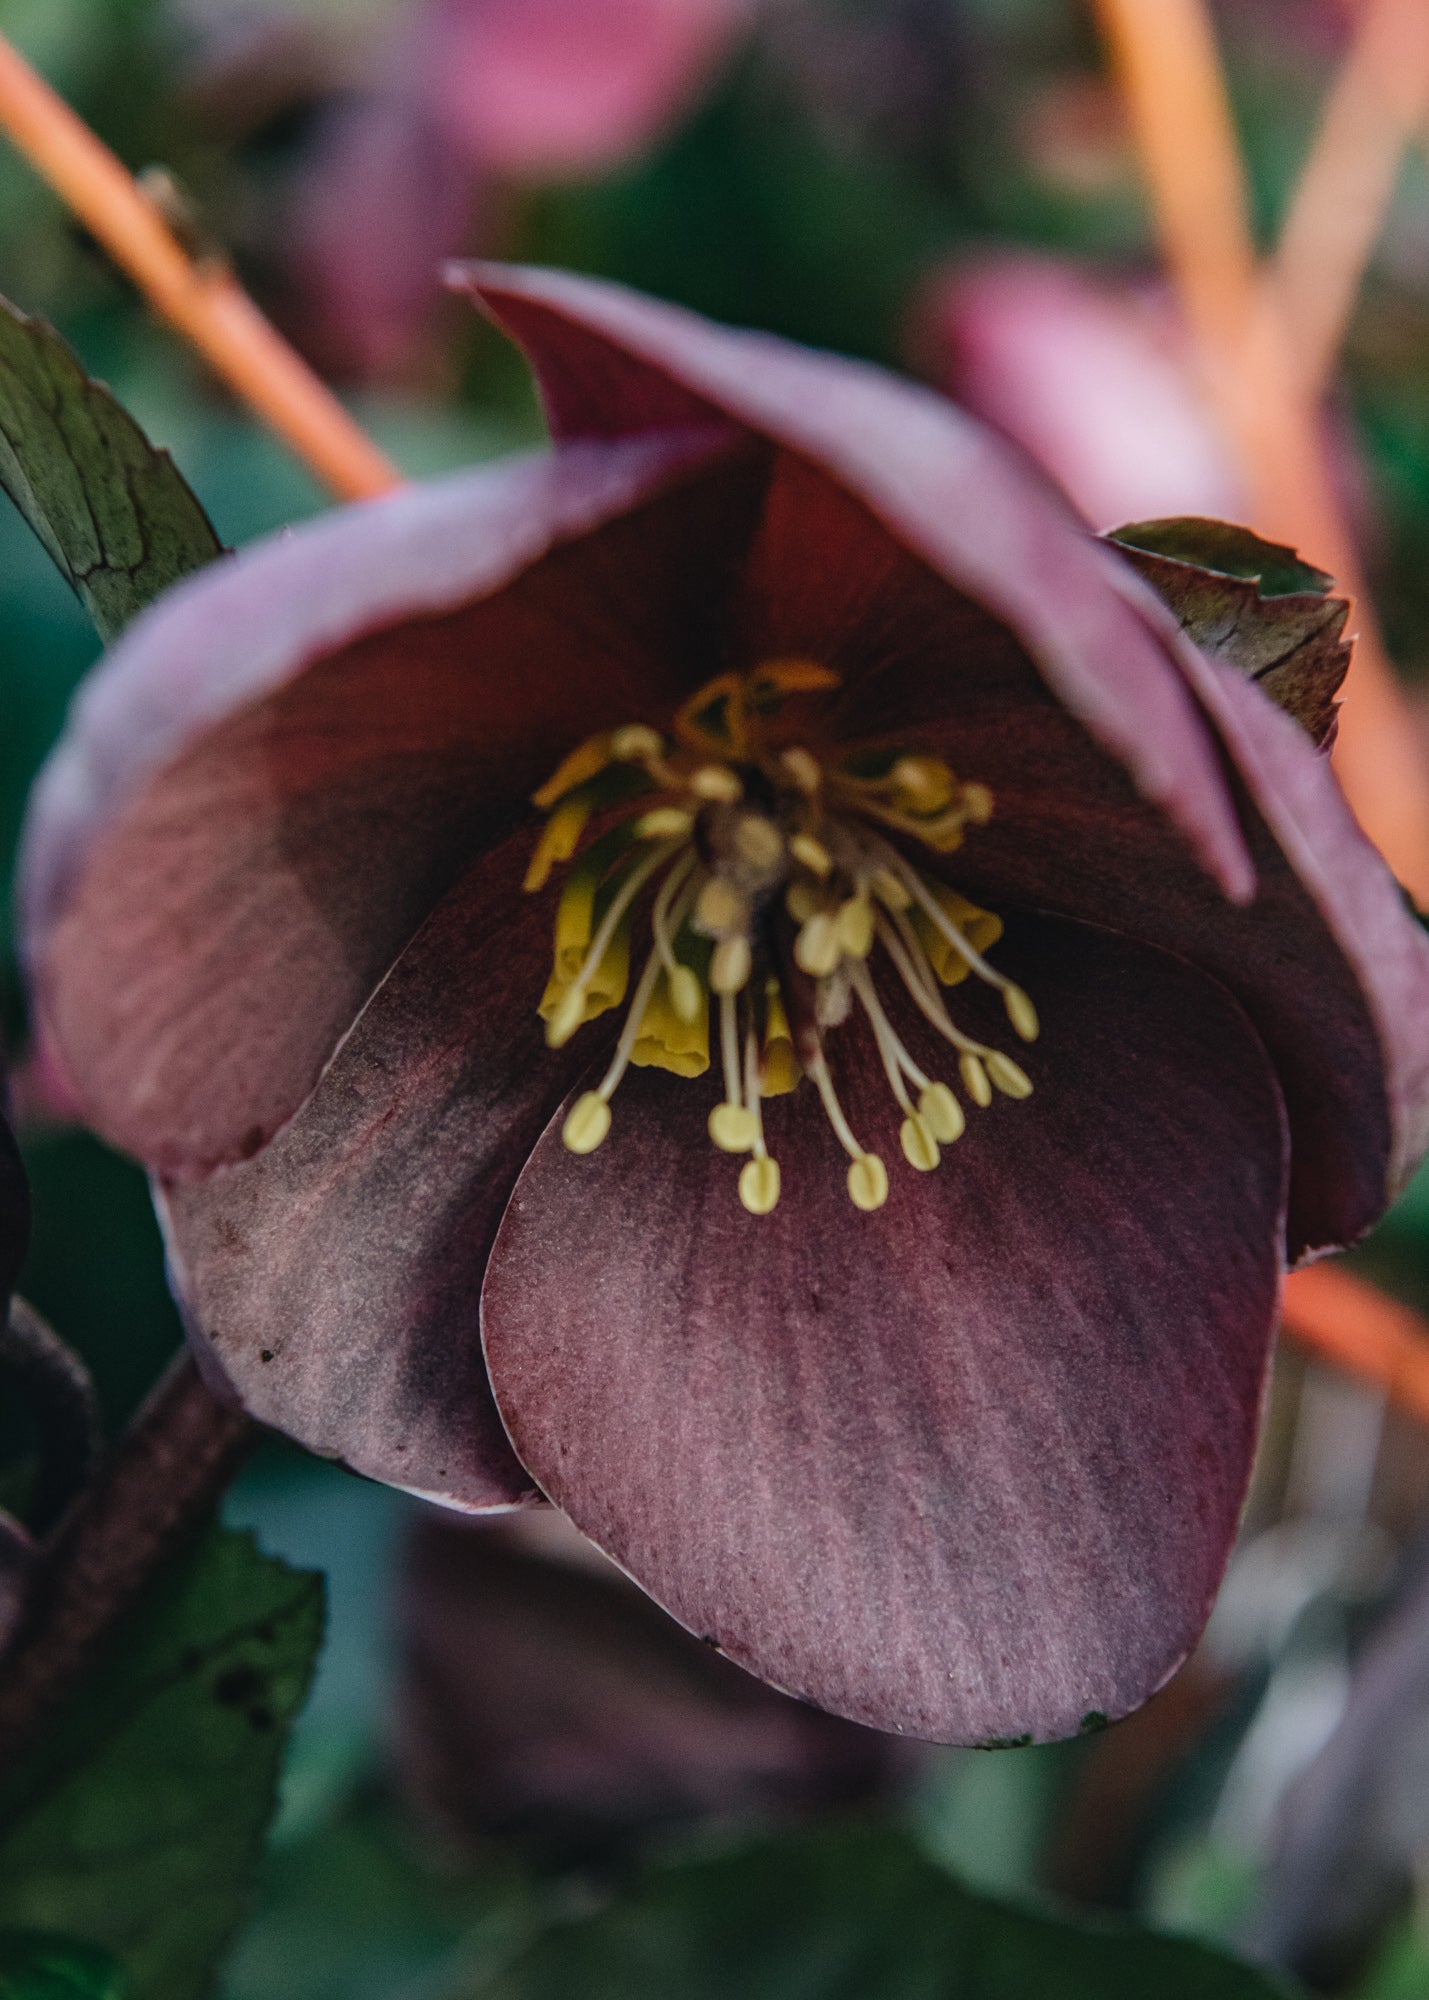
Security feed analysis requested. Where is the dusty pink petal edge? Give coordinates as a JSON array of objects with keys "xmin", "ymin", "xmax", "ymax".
[
  {"xmin": 1143, "ymin": 613, "xmax": 1429, "ymax": 1228},
  {"xmin": 452, "ymin": 260, "xmax": 1256, "ymax": 905},
  {"xmin": 18, "ymin": 427, "xmax": 728, "ymax": 959}
]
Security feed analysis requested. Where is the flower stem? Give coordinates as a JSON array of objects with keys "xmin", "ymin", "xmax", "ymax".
[
  {"xmin": 1282, "ymin": 1264, "xmax": 1429, "ymax": 1423},
  {"xmin": 1267, "ymin": 0, "xmax": 1429, "ymax": 403},
  {"xmin": 1091, "ymin": 0, "xmax": 1429, "ymax": 908},
  {"xmin": 0, "ymin": 1349, "xmax": 254, "ymax": 1772},
  {"xmin": 0, "ymin": 34, "xmax": 402, "ymax": 504}
]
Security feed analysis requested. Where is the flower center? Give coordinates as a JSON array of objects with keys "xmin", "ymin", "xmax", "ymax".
[{"xmin": 523, "ymin": 660, "xmax": 1038, "ymax": 1214}]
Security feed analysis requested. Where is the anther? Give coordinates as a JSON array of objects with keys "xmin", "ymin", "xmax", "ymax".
[
  {"xmin": 962, "ymin": 782, "xmax": 994, "ymax": 823},
  {"xmin": 789, "ymin": 833, "xmax": 832, "ymax": 877},
  {"xmin": 711, "ymin": 936, "xmax": 752, "ymax": 994},
  {"xmin": 847, "ymin": 1154, "xmax": 889, "ymax": 1211},
  {"xmin": 695, "ymin": 878, "xmax": 747, "ymax": 936},
  {"xmin": 794, "ymin": 912, "xmax": 841, "ymax": 978},
  {"xmin": 900, "ymin": 1117, "xmax": 941, "ymax": 1171},
  {"xmin": 668, "ymin": 964, "xmax": 703, "ymax": 1024},
  {"xmin": 1004, "ymin": 985, "xmax": 1039, "ymax": 1042},
  {"xmin": 709, "ymin": 1103, "xmax": 758, "ymax": 1152},
  {"xmin": 733, "ymin": 815, "xmax": 785, "ymax": 873},
  {"xmin": 891, "ymin": 756, "xmax": 955, "ymax": 813},
  {"xmin": 871, "ymin": 868, "xmax": 912, "ymax": 911},
  {"xmin": 611, "ymin": 724, "xmax": 663, "ymax": 762},
  {"xmin": 835, "ymin": 897, "xmax": 874, "ymax": 959},
  {"xmin": 960, "ymin": 1053, "xmax": 993, "ymax": 1107},
  {"xmin": 563, "ymin": 1092, "xmax": 612, "ymax": 1154},
  {"xmin": 690, "ymin": 764, "xmax": 743, "ymax": 802},
  {"xmin": 986, "ymin": 1052, "xmax": 1033, "ymax": 1099},
  {"xmin": 780, "ymin": 746, "xmax": 823, "ymax": 794},
  {"xmin": 739, "ymin": 1155, "xmax": 781, "ymax": 1214},
  {"xmin": 634, "ymin": 807, "xmax": 695, "ymax": 840},
  {"xmin": 918, "ymin": 1082, "xmax": 965, "ymax": 1144},
  {"xmin": 786, "ymin": 881, "xmax": 818, "ymax": 925}
]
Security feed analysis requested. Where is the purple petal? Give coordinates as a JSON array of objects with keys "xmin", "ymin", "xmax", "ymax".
[
  {"xmin": 0, "ymin": 1112, "xmax": 26, "ymax": 1305},
  {"xmin": 157, "ymin": 828, "xmax": 603, "ymax": 1509},
  {"xmin": 23, "ymin": 431, "xmax": 749, "ymax": 1172},
  {"xmin": 482, "ymin": 919, "xmax": 1288, "ymax": 1743},
  {"xmin": 454, "ymin": 261, "xmax": 1256, "ymax": 904}
]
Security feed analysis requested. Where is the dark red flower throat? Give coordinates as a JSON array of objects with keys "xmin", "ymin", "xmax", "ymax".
[{"xmin": 526, "ymin": 659, "xmax": 1039, "ymax": 1214}]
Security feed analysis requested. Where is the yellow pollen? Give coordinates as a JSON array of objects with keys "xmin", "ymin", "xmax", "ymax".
[
  {"xmin": 611, "ymin": 724, "xmax": 663, "ymax": 762},
  {"xmin": 739, "ymin": 1155, "xmax": 782, "ymax": 1214},
  {"xmin": 900, "ymin": 1116, "xmax": 940, "ymax": 1171},
  {"xmin": 781, "ymin": 746, "xmax": 823, "ymax": 794},
  {"xmin": 734, "ymin": 815, "xmax": 785, "ymax": 872},
  {"xmin": 711, "ymin": 936, "xmax": 752, "ymax": 994},
  {"xmin": 986, "ymin": 1052, "xmax": 1034, "ymax": 1099},
  {"xmin": 690, "ymin": 764, "xmax": 743, "ymax": 802},
  {"xmin": 563, "ymin": 1091, "xmax": 612, "ymax": 1154},
  {"xmin": 960, "ymin": 1052, "xmax": 993, "ymax": 1108},
  {"xmin": 918, "ymin": 1082, "xmax": 965, "ymax": 1143},
  {"xmin": 847, "ymin": 1154, "xmax": 889, "ymax": 1211},
  {"xmin": 695, "ymin": 878, "xmax": 747, "ymax": 936},
  {"xmin": 710, "ymin": 1102, "xmax": 758, "ymax": 1152},
  {"xmin": 634, "ymin": 806, "xmax": 695, "ymax": 840},
  {"xmin": 525, "ymin": 660, "xmax": 1039, "ymax": 1215},
  {"xmin": 1004, "ymin": 985, "xmax": 1039, "ymax": 1042},
  {"xmin": 789, "ymin": 832, "xmax": 832, "ymax": 877},
  {"xmin": 668, "ymin": 964, "xmax": 703, "ymax": 1025},
  {"xmin": 835, "ymin": 896, "xmax": 874, "ymax": 959},
  {"xmin": 794, "ymin": 912, "xmax": 841, "ymax": 978}
]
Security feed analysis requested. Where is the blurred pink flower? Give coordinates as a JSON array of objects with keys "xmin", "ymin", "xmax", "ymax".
[
  {"xmin": 920, "ymin": 253, "xmax": 1245, "ymax": 529},
  {"xmin": 426, "ymin": 0, "xmax": 753, "ymax": 178}
]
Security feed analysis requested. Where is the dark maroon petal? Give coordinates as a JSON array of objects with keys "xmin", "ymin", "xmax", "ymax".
[
  {"xmin": 455, "ymin": 261, "xmax": 1255, "ymax": 903},
  {"xmin": 0, "ymin": 1111, "xmax": 26, "ymax": 1306},
  {"xmin": 398, "ymin": 1511, "xmax": 898, "ymax": 1858},
  {"xmin": 156, "ymin": 827, "xmax": 602, "ymax": 1509},
  {"xmin": 23, "ymin": 432, "xmax": 756, "ymax": 1172},
  {"xmin": 482, "ymin": 919, "xmax": 1288, "ymax": 1744}
]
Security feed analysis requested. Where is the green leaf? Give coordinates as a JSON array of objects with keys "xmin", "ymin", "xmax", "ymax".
[
  {"xmin": 1107, "ymin": 518, "xmax": 1350, "ymax": 750},
  {"xmin": 0, "ymin": 298, "xmax": 222, "ymax": 642},
  {"xmin": 471, "ymin": 1825, "xmax": 1298, "ymax": 2000},
  {"xmin": 0, "ymin": 1527, "xmax": 323, "ymax": 2000},
  {"xmin": 0, "ymin": 1931, "xmax": 127, "ymax": 1999}
]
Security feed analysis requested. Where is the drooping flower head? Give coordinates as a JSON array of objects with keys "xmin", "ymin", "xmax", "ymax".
[{"xmin": 20, "ymin": 267, "xmax": 1429, "ymax": 1745}]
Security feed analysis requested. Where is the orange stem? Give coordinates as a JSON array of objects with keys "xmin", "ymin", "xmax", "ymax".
[
  {"xmin": 1267, "ymin": 0, "xmax": 1429, "ymax": 404},
  {"xmin": 1283, "ymin": 1264, "xmax": 1429, "ymax": 1423},
  {"xmin": 0, "ymin": 34, "xmax": 402, "ymax": 505},
  {"xmin": 1092, "ymin": 0, "xmax": 1429, "ymax": 907}
]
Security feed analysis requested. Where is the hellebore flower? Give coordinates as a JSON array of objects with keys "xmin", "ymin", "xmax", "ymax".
[{"xmin": 20, "ymin": 267, "xmax": 1429, "ymax": 1744}]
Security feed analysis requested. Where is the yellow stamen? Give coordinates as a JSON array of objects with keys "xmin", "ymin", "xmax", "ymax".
[
  {"xmin": 750, "ymin": 657, "xmax": 841, "ymax": 699},
  {"xmin": 781, "ymin": 747, "xmax": 823, "ymax": 795},
  {"xmin": 694, "ymin": 877, "xmax": 748, "ymax": 937},
  {"xmin": 710, "ymin": 1102, "xmax": 758, "ymax": 1152},
  {"xmin": 1004, "ymin": 985, "xmax": 1039, "ymax": 1042},
  {"xmin": 960, "ymin": 1053, "xmax": 993, "ymax": 1108},
  {"xmin": 634, "ymin": 806, "xmax": 695, "ymax": 841},
  {"xmin": 533, "ymin": 731, "xmax": 612, "ymax": 810},
  {"xmin": 739, "ymin": 1155, "xmax": 781, "ymax": 1213},
  {"xmin": 900, "ymin": 1116, "xmax": 941, "ymax": 1171},
  {"xmin": 563, "ymin": 1091, "xmax": 612, "ymax": 1154},
  {"xmin": 835, "ymin": 896, "xmax": 874, "ymax": 959},
  {"xmin": 847, "ymin": 1154, "xmax": 889, "ymax": 1210},
  {"xmin": 734, "ymin": 815, "xmax": 785, "ymax": 873},
  {"xmin": 919, "ymin": 1082, "xmax": 965, "ymax": 1143},
  {"xmin": 891, "ymin": 755, "xmax": 956, "ymax": 814},
  {"xmin": 690, "ymin": 764, "xmax": 742, "ymax": 802},
  {"xmin": 986, "ymin": 1052, "xmax": 1033, "ymax": 1099},
  {"xmin": 610, "ymin": 724, "xmax": 664, "ymax": 763},
  {"xmin": 795, "ymin": 911, "xmax": 840, "ymax": 978},
  {"xmin": 789, "ymin": 832, "xmax": 832, "ymax": 876},
  {"xmin": 523, "ymin": 795, "xmax": 590, "ymax": 892},
  {"xmin": 711, "ymin": 936, "xmax": 752, "ymax": 994}
]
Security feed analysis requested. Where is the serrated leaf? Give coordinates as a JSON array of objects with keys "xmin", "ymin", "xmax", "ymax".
[
  {"xmin": 0, "ymin": 1527, "xmax": 323, "ymax": 2000},
  {"xmin": 0, "ymin": 1932, "xmax": 127, "ymax": 1999},
  {"xmin": 1108, "ymin": 517, "xmax": 1351, "ymax": 749},
  {"xmin": 0, "ymin": 299, "xmax": 222, "ymax": 642},
  {"xmin": 470, "ymin": 1825, "xmax": 1297, "ymax": 2000}
]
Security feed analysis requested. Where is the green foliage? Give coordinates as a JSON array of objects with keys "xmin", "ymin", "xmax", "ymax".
[
  {"xmin": 0, "ymin": 297, "xmax": 221, "ymax": 642},
  {"xmin": 0, "ymin": 1934, "xmax": 126, "ymax": 2000},
  {"xmin": 472, "ymin": 1824, "xmax": 1297, "ymax": 2000},
  {"xmin": 0, "ymin": 1528, "xmax": 323, "ymax": 2000}
]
